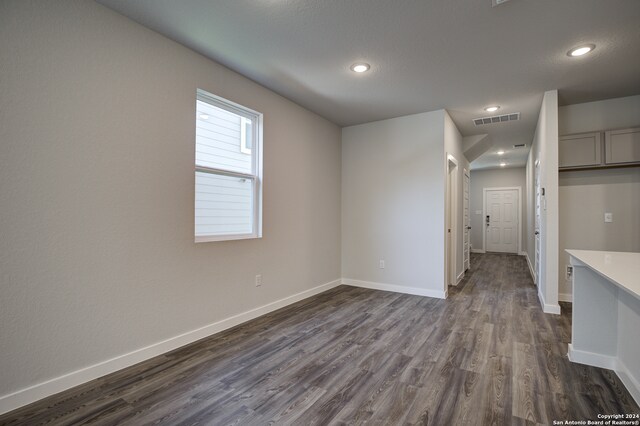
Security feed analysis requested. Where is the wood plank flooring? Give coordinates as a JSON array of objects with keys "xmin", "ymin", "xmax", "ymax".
[{"xmin": 1, "ymin": 253, "xmax": 638, "ymax": 425}]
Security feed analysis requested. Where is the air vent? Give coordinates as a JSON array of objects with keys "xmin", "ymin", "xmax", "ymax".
[
  {"xmin": 513, "ymin": 143, "xmax": 527, "ymax": 148},
  {"xmin": 472, "ymin": 112, "xmax": 520, "ymax": 126}
]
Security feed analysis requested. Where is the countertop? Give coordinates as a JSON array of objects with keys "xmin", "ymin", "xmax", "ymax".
[{"xmin": 566, "ymin": 249, "xmax": 640, "ymax": 300}]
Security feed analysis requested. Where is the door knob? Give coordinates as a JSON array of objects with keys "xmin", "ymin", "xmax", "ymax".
[
  {"xmin": 534, "ymin": 231, "xmax": 539, "ymax": 235},
  {"xmin": 467, "ymin": 226, "xmax": 471, "ymax": 230}
]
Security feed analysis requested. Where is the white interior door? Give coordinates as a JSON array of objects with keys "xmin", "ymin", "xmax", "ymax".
[
  {"xmin": 485, "ymin": 189, "xmax": 519, "ymax": 253},
  {"xmin": 534, "ymin": 160, "xmax": 541, "ymax": 285},
  {"xmin": 463, "ymin": 169, "xmax": 470, "ymax": 270}
]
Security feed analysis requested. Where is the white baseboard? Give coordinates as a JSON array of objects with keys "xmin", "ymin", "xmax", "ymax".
[
  {"xmin": 524, "ymin": 252, "xmax": 535, "ymax": 282},
  {"xmin": 558, "ymin": 292, "xmax": 573, "ymax": 303},
  {"xmin": 537, "ymin": 287, "xmax": 561, "ymax": 315},
  {"xmin": 567, "ymin": 344, "xmax": 617, "ymax": 370},
  {"xmin": 0, "ymin": 279, "xmax": 342, "ymax": 416},
  {"xmin": 544, "ymin": 303, "xmax": 561, "ymax": 315},
  {"xmin": 567, "ymin": 346, "xmax": 640, "ymax": 406},
  {"xmin": 617, "ymin": 359, "xmax": 640, "ymax": 407},
  {"xmin": 471, "ymin": 249, "xmax": 485, "ymax": 254},
  {"xmin": 456, "ymin": 271, "xmax": 464, "ymax": 286},
  {"xmin": 342, "ymin": 278, "xmax": 447, "ymax": 300}
]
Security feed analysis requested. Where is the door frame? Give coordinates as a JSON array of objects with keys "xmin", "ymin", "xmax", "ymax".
[
  {"xmin": 446, "ymin": 154, "xmax": 458, "ymax": 286},
  {"xmin": 463, "ymin": 168, "xmax": 470, "ymax": 271},
  {"xmin": 482, "ymin": 186, "xmax": 522, "ymax": 254},
  {"xmin": 534, "ymin": 159, "xmax": 541, "ymax": 286}
]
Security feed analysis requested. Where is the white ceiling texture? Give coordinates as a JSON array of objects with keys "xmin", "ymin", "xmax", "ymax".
[{"xmin": 96, "ymin": 0, "xmax": 640, "ymax": 169}]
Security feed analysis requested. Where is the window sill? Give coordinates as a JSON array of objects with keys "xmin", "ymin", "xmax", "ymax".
[{"xmin": 195, "ymin": 233, "xmax": 261, "ymax": 243}]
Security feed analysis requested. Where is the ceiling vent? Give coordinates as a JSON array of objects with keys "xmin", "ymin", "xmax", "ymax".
[
  {"xmin": 513, "ymin": 143, "xmax": 527, "ymax": 148},
  {"xmin": 472, "ymin": 112, "xmax": 520, "ymax": 126}
]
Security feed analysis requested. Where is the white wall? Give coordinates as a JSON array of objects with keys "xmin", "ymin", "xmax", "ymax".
[
  {"xmin": 444, "ymin": 112, "xmax": 471, "ymax": 282},
  {"xmin": 341, "ymin": 110, "xmax": 468, "ymax": 297},
  {"xmin": 0, "ymin": 0, "xmax": 341, "ymax": 411},
  {"xmin": 526, "ymin": 90, "xmax": 560, "ymax": 314},
  {"xmin": 469, "ymin": 167, "xmax": 526, "ymax": 252},
  {"xmin": 342, "ymin": 110, "xmax": 447, "ymax": 297},
  {"xmin": 558, "ymin": 95, "xmax": 640, "ymax": 301}
]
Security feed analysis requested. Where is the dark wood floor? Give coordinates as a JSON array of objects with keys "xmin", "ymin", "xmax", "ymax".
[{"xmin": 1, "ymin": 253, "xmax": 638, "ymax": 425}]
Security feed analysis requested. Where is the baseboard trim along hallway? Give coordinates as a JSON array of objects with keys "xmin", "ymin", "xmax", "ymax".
[
  {"xmin": 525, "ymin": 252, "xmax": 535, "ymax": 280},
  {"xmin": 537, "ymin": 287, "xmax": 561, "ymax": 315},
  {"xmin": 558, "ymin": 292, "xmax": 573, "ymax": 302}
]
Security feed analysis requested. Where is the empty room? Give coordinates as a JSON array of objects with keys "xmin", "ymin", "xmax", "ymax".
[{"xmin": 2, "ymin": 0, "xmax": 640, "ymax": 424}]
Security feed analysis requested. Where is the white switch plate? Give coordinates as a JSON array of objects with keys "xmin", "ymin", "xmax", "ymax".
[
  {"xmin": 255, "ymin": 274, "xmax": 262, "ymax": 287},
  {"xmin": 604, "ymin": 212, "xmax": 613, "ymax": 223},
  {"xmin": 379, "ymin": 260, "xmax": 385, "ymax": 269}
]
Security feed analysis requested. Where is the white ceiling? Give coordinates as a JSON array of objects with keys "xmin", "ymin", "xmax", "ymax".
[{"xmin": 96, "ymin": 0, "xmax": 640, "ymax": 169}]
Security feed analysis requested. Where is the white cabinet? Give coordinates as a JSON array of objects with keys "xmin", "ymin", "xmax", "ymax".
[
  {"xmin": 558, "ymin": 132, "xmax": 602, "ymax": 169},
  {"xmin": 559, "ymin": 127, "xmax": 640, "ymax": 170},
  {"xmin": 605, "ymin": 127, "xmax": 640, "ymax": 165}
]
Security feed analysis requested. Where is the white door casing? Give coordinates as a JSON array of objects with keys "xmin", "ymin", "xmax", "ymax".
[
  {"xmin": 463, "ymin": 169, "xmax": 470, "ymax": 271},
  {"xmin": 484, "ymin": 188, "xmax": 520, "ymax": 254},
  {"xmin": 446, "ymin": 155, "xmax": 458, "ymax": 286},
  {"xmin": 534, "ymin": 160, "xmax": 541, "ymax": 286}
]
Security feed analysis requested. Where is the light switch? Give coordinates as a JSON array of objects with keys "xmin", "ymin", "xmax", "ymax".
[{"xmin": 604, "ymin": 212, "xmax": 613, "ymax": 223}]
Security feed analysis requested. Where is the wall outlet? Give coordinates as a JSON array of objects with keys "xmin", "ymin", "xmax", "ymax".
[
  {"xmin": 604, "ymin": 212, "xmax": 613, "ymax": 223},
  {"xmin": 255, "ymin": 274, "xmax": 262, "ymax": 287},
  {"xmin": 566, "ymin": 265, "xmax": 573, "ymax": 280},
  {"xmin": 379, "ymin": 260, "xmax": 385, "ymax": 269}
]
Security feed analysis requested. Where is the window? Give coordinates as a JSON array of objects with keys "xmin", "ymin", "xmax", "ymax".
[{"xmin": 194, "ymin": 89, "xmax": 263, "ymax": 242}]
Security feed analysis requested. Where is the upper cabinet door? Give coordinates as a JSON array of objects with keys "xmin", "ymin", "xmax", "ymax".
[
  {"xmin": 605, "ymin": 128, "xmax": 640, "ymax": 165},
  {"xmin": 558, "ymin": 132, "xmax": 602, "ymax": 168}
]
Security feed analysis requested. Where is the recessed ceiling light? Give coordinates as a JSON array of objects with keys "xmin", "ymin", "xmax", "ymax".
[
  {"xmin": 497, "ymin": 150, "xmax": 505, "ymax": 155},
  {"xmin": 500, "ymin": 162, "xmax": 507, "ymax": 167},
  {"xmin": 568, "ymin": 44, "xmax": 595, "ymax": 57},
  {"xmin": 199, "ymin": 113, "xmax": 209, "ymax": 120},
  {"xmin": 485, "ymin": 106, "xmax": 500, "ymax": 112},
  {"xmin": 350, "ymin": 63, "xmax": 370, "ymax": 73}
]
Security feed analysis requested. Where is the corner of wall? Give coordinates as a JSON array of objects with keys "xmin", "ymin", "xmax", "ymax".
[{"xmin": 531, "ymin": 90, "xmax": 560, "ymax": 312}]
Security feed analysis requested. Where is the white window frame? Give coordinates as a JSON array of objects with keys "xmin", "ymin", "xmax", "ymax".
[
  {"xmin": 195, "ymin": 89, "xmax": 263, "ymax": 243},
  {"xmin": 240, "ymin": 117, "xmax": 252, "ymax": 155}
]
